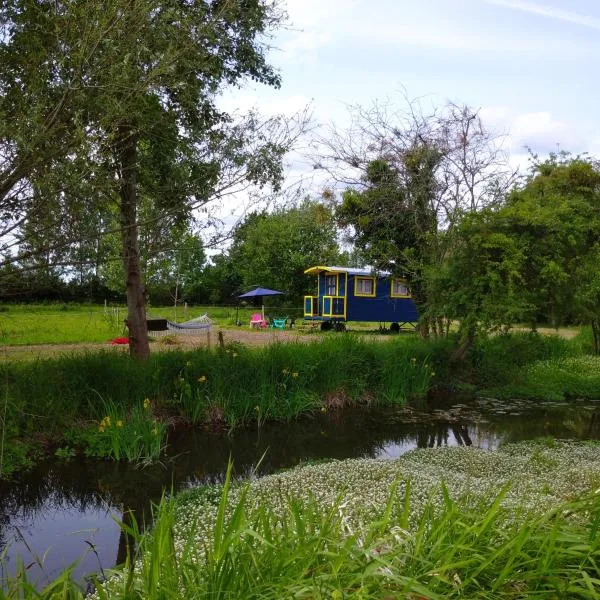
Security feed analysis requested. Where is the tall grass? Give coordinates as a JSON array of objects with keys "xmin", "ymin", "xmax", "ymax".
[
  {"xmin": 77, "ymin": 397, "xmax": 167, "ymax": 462},
  {"xmin": 468, "ymin": 331, "xmax": 577, "ymax": 387},
  {"xmin": 92, "ymin": 456, "xmax": 600, "ymax": 599},
  {"xmin": 2, "ymin": 336, "xmax": 439, "ymax": 430},
  {"xmin": 486, "ymin": 355, "xmax": 600, "ymax": 401},
  {"xmin": 3, "ymin": 467, "xmax": 600, "ymax": 599},
  {"xmin": 467, "ymin": 331, "xmax": 600, "ymax": 400},
  {"xmin": 0, "ymin": 336, "xmax": 442, "ymax": 474},
  {"xmin": 2, "ymin": 330, "xmax": 598, "ymax": 475}
]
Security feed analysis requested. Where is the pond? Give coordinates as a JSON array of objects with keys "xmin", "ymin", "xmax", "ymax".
[{"xmin": 1, "ymin": 395, "xmax": 600, "ymax": 588}]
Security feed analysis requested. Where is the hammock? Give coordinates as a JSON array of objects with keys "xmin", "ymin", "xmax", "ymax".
[{"xmin": 166, "ymin": 313, "xmax": 212, "ymax": 334}]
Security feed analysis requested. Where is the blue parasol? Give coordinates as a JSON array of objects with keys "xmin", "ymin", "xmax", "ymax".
[
  {"xmin": 237, "ymin": 287, "xmax": 285, "ymax": 323},
  {"xmin": 237, "ymin": 287, "xmax": 285, "ymax": 299}
]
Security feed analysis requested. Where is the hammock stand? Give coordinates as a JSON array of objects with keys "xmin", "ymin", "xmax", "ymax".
[
  {"xmin": 138, "ymin": 314, "xmax": 213, "ymax": 336},
  {"xmin": 166, "ymin": 313, "xmax": 212, "ymax": 335}
]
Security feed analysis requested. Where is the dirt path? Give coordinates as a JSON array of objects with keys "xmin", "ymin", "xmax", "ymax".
[
  {"xmin": 511, "ymin": 326, "xmax": 580, "ymax": 340},
  {"xmin": 0, "ymin": 328, "xmax": 322, "ymax": 361},
  {"xmin": 1, "ymin": 325, "xmax": 579, "ymax": 362}
]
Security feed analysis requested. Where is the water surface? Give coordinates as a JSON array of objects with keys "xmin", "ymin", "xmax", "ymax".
[{"xmin": 1, "ymin": 396, "xmax": 599, "ymax": 587}]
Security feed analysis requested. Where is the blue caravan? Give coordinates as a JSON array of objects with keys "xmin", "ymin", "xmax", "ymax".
[{"xmin": 303, "ymin": 266, "xmax": 418, "ymax": 330}]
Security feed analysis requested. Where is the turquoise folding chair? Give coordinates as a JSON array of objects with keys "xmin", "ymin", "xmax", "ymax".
[{"xmin": 270, "ymin": 316, "xmax": 287, "ymax": 329}]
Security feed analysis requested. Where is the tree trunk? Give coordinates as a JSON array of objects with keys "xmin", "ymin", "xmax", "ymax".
[
  {"xmin": 450, "ymin": 325, "xmax": 476, "ymax": 363},
  {"xmin": 592, "ymin": 319, "xmax": 600, "ymax": 356},
  {"xmin": 410, "ymin": 276, "xmax": 430, "ymax": 338},
  {"xmin": 117, "ymin": 125, "xmax": 149, "ymax": 360}
]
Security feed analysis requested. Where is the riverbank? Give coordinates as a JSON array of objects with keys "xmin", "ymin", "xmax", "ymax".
[
  {"xmin": 1, "ymin": 330, "xmax": 599, "ymax": 477},
  {"xmin": 4, "ymin": 441, "xmax": 600, "ymax": 598}
]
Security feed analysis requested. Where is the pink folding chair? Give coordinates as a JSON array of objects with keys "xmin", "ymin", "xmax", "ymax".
[{"xmin": 249, "ymin": 313, "xmax": 267, "ymax": 328}]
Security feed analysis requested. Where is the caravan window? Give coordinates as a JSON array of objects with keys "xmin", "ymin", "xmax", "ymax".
[
  {"xmin": 325, "ymin": 274, "xmax": 337, "ymax": 296},
  {"xmin": 355, "ymin": 276, "xmax": 375, "ymax": 297},
  {"xmin": 391, "ymin": 278, "xmax": 411, "ymax": 298}
]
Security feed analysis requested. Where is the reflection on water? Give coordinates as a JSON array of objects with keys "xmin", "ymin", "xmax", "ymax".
[{"xmin": 1, "ymin": 396, "xmax": 600, "ymax": 586}]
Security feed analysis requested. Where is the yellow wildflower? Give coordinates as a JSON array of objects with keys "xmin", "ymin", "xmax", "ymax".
[
  {"xmin": 198, "ymin": 375, "xmax": 207, "ymax": 383},
  {"xmin": 321, "ymin": 406, "xmax": 327, "ymax": 412},
  {"xmin": 254, "ymin": 405, "xmax": 260, "ymax": 411},
  {"xmin": 143, "ymin": 398, "xmax": 151, "ymax": 409},
  {"xmin": 282, "ymin": 368, "xmax": 290, "ymax": 375},
  {"xmin": 98, "ymin": 425, "xmax": 105, "ymax": 433},
  {"xmin": 151, "ymin": 428, "xmax": 158, "ymax": 436},
  {"xmin": 186, "ymin": 361, "xmax": 192, "ymax": 367},
  {"xmin": 116, "ymin": 420, "xmax": 123, "ymax": 428},
  {"xmin": 292, "ymin": 372, "xmax": 299, "ymax": 378},
  {"xmin": 431, "ymin": 372, "xmax": 436, "ymax": 377},
  {"xmin": 232, "ymin": 352, "xmax": 238, "ymax": 358}
]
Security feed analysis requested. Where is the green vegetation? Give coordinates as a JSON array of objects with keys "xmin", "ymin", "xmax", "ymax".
[
  {"xmin": 63, "ymin": 397, "xmax": 167, "ymax": 462},
  {"xmin": 1, "ymin": 3, "xmax": 599, "ymax": 596},
  {"xmin": 1, "ymin": 0, "xmax": 298, "ymax": 359},
  {"xmin": 199, "ymin": 200, "xmax": 345, "ymax": 304},
  {"xmin": 0, "ymin": 336, "xmax": 440, "ymax": 476},
  {"xmin": 4, "ymin": 442, "xmax": 600, "ymax": 598},
  {"xmin": 435, "ymin": 155, "xmax": 600, "ymax": 353},
  {"xmin": 3, "ymin": 329, "xmax": 600, "ymax": 478}
]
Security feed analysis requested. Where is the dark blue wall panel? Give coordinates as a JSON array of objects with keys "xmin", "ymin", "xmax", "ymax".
[{"xmin": 310, "ymin": 272, "xmax": 418, "ymax": 323}]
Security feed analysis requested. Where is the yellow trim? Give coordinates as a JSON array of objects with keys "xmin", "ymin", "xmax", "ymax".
[
  {"xmin": 343, "ymin": 273, "xmax": 348, "ymax": 319},
  {"xmin": 304, "ymin": 265, "xmax": 330, "ymax": 274},
  {"xmin": 354, "ymin": 276, "xmax": 376, "ymax": 297},
  {"xmin": 304, "ymin": 295, "xmax": 316, "ymax": 317},
  {"xmin": 322, "ymin": 295, "xmax": 346, "ymax": 317},
  {"xmin": 390, "ymin": 278, "xmax": 411, "ymax": 298},
  {"xmin": 304, "ymin": 265, "xmax": 351, "ymax": 275}
]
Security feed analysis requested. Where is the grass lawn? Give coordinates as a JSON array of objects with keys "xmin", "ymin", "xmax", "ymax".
[
  {"xmin": 0, "ymin": 303, "xmax": 419, "ymax": 346},
  {"xmin": 0, "ymin": 304, "xmax": 293, "ymax": 345}
]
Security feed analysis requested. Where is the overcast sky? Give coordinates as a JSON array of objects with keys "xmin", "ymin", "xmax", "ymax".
[{"xmin": 220, "ymin": 0, "xmax": 600, "ymax": 172}]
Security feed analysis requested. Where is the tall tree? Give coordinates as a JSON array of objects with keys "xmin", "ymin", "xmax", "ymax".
[
  {"xmin": 439, "ymin": 154, "xmax": 600, "ymax": 354},
  {"xmin": 1, "ymin": 0, "xmax": 300, "ymax": 358},
  {"xmin": 206, "ymin": 200, "xmax": 343, "ymax": 303},
  {"xmin": 318, "ymin": 97, "xmax": 515, "ymax": 336}
]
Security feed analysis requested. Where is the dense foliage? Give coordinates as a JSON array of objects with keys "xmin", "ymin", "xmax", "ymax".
[
  {"xmin": 199, "ymin": 200, "xmax": 344, "ymax": 304},
  {"xmin": 436, "ymin": 155, "xmax": 600, "ymax": 352},
  {"xmin": 2, "ymin": 329, "xmax": 600, "ymax": 477}
]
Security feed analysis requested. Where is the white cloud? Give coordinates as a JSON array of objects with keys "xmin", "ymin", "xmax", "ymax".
[
  {"xmin": 479, "ymin": 106, "xmax": 587, "ymax": 165},
  {"xmin": 276, "ymin": 0, "xmax": 597, "ymax": 60},
  {"xmin": 275, "ymin": 0, "xmax": 351, "ymax": 61},
  {"xmin": 511, "ymin": 111, "xmax": 574, "ymax": 153},
  {"xmin": 486, "ymin": 0, "xmax": 600, "ymax": 31}
]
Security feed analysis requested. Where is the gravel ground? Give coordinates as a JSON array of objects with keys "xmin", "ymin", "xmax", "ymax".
[{"xmin": 0, "ymin": 327, "xmax": 322, "ymax": 361}]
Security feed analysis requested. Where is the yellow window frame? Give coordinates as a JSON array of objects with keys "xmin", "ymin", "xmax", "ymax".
[
  {"xmin": 390, "ymin": 278, "xmax": 411, "ymax": 298},
  {"xmin": 322, "ymin": 295, "xmax": 346, "ymax": 317},
  {"xmin": 354, "ymin": 276, "xmax": 376, "ymax": 297}
]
